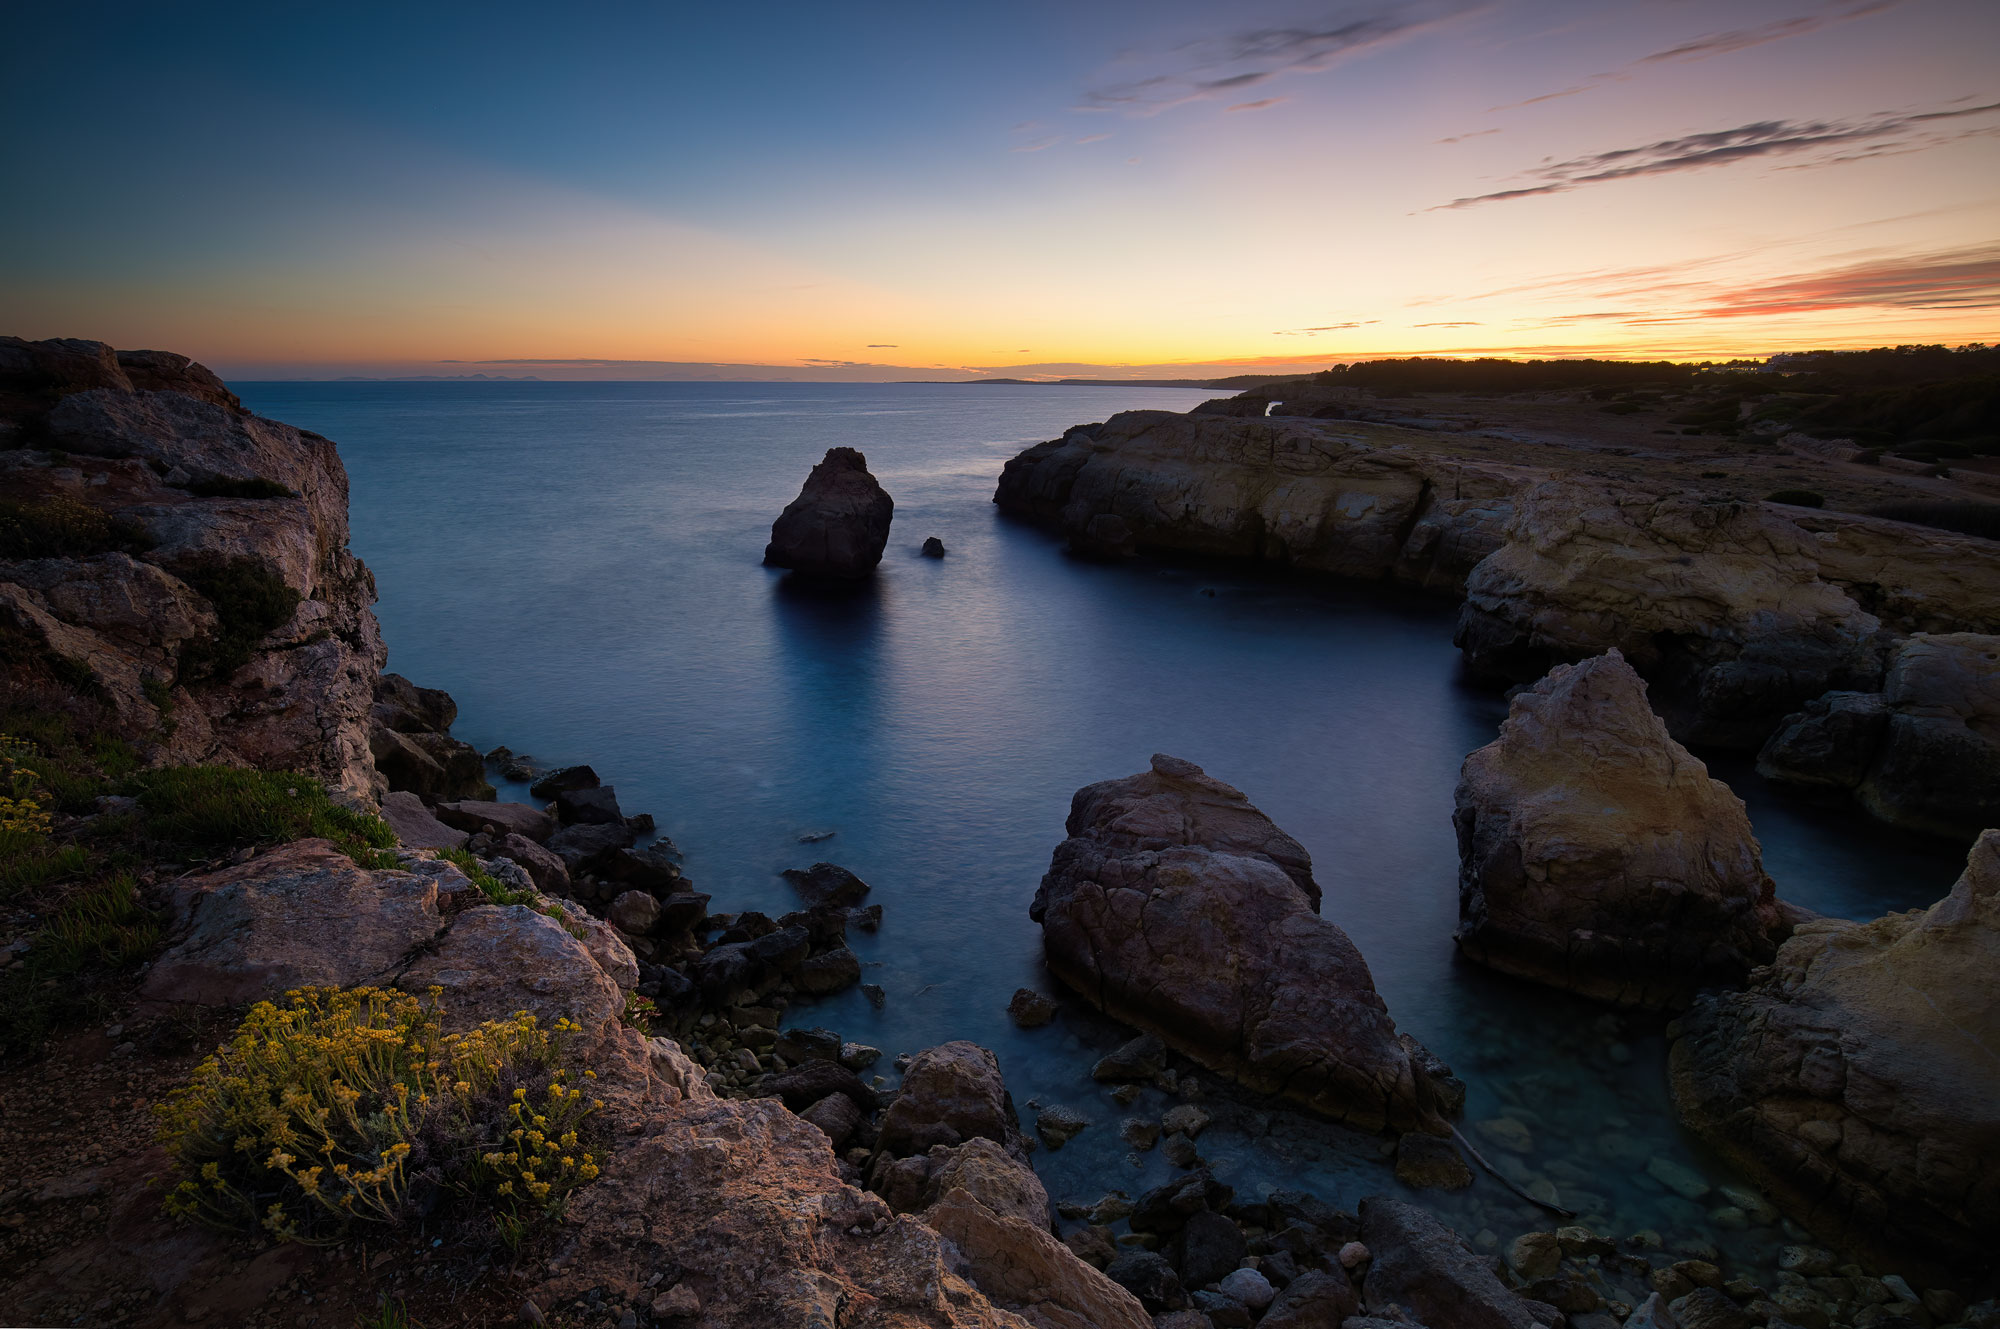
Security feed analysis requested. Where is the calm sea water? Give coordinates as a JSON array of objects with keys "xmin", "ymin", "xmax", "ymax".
[{"xmin": 237, "ymin": 381, "xmax": 1961, "ymax": 1271}]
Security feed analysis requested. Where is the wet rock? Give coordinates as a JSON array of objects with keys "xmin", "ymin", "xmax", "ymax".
[
  {"xmin": 1120, "ymin": 1118, "xmax": 1161, "ymax": 1150},
  {"xmin": 489, "ymin": 832, "xmax": 570, "ymax": 895},
  {"xmin": 1394, "ymin": 1133, "xmax": 1471, "ymax": 1190},
  {"xmin": 1218, "ymin": 1267, "xmax": 1275, "ymax": 1310},
  {"xmin": 1161, "ymin": 1104, "xmax": 1211, "ymax": 1138},
  {"xmin": 1175, "ymin": 1209, "xmax": 1247, "ymax": 1288},
  {"xmin": 1454, "ymin": 651, "xmax": 1785, "ymax": 1008},
  {"xmin": 1756, "ymin": 691, "xmax": 1890, "ymax": 790},
  {"xmin": 1507, "ymin": 1232, "xmax": 1561, "ymax": 1281},
  {"xmin": 1646, "ymin": 1156, "xmax": 1711, "ymax": 1202},
  {"xmin": 921, "ymin": 537, "xmax": 946, "ymax": 558},
  {"xmin": 526, "ymin": 764, "xmax": 597, "ymax": 798},
  {"xmin": 1474, "ymin": 1117, "xmax": 1533, "ymax": 1153},
  {"xmin": 143, "ymin": 839, "xmax": 446, "ymax": 1006},
  {"xmin": 1625, "ymin": 1291, "xmax": 1680, "ymax": 1329},
  {"xmin": 839, "ymin": 1042, "xmax": 881, "ymax": 1071},
  {"xmin": 545, "ymin": 821, "xmax": 636, "ymax": 874},
  {"xmin": 1359, "ymin": 1195, "xmax": 1557, "ymax": 1329},
  {"xmin": 1670, "ymin": 1289, "xmax": 1752, "ymax": 1329},
  {"xmin": 781, "ymin": 860, "xmax": 872, "ymax": 907},
  {"xmin": 1194, "ymin": 1289, "xmax": 1253, "ymax": 1326},
  {"xmin": 794, "ymin": 945, "xmax": 861, "ymax": 995},
  {"xmin": 763, "ymin": 446, "xmax": 895, "ymax": 578},
  {"xmin": 1036, "ymin": 1104, "xmax": 1090, "ymax": 1149},
  {"xmin": 876, "ymin": 1041, "xmax": 1014, "ymax": 1156},
  {"xmin": 775, "ymin": 1026, "xmax": 843, "ymax": 1063},
  {"xmin": 1670, "ymin": 830, "xmax": 2000, "ymax": 1275},
  {"xmin": 1093, "ymin": 1033, "xmax": 1167, "ymax": 1083},
  {"xmin": 1161, "ymin": 1132, "xmax": 1201, "ymax": 1169},
  {"xmin": 604, "ymin": 842, "xmax": 684, "ymax": 891},
  {"xmin": 1008, "ymin": 987, "xmax": 1059, "ymax": 1027},
  {"xmin": 1035, "ymin": 755, "xmax": 1452, "ymax": 1133},
  {"xmin": 556, "ymin": 784, "xmax": 624, "ymax": 826},
  {"xmin": 1130, "ymin": 1170, "xmax": 1231, "ymax": 1236},
  {"xmin": 1103, "ymin": 1249, "xmax": 1188, "ymax": 1312},
  {"xmin": 1259, "ymin": 1269, "xmax": 1359, "ymax": 1327},
  {"xmin": 433, "ymin": 799, "xmax": 555, "ymax": 842},
  {"xmin": 745, "ymin": 924, "xmax": 811, "ymax": 971},
  {"xmin": 379, "ymin": 790, "xmax": 469, "ymax": 850},
  {"xmin": 1856, "ymin": 633, "xmax": 2000, "ymax": 840}
]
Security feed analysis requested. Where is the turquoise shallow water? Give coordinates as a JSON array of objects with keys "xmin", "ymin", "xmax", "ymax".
[{"xmin": 236, "ymin": 380, "xmax": 1963, "ymax": 1271}]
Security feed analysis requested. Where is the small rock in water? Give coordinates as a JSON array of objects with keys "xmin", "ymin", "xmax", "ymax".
[
  {"xmin": 1036, "ymin": 1104, "xmax": 1090, "ymax": 1149},
  {"xmin": 798, "ymin": 829, "xmax": 837, "ymax": 843},
  {"xmin": 838, "ymin": 1041, "xmax": 880, "ymax": 1070},
  {"xmin": 1007, "ymin": 987, "xmax": 1059, "ymax": 1028},
  {"xmin": 1110, "ymin": 1084, "xmax": 1142, "ymax": 1106},
  {"xmin": 1120, "ymin": 1118, "xmax": 1160, "ymax": 1150},
  {"xmin": 920, "ymin": 536, "xmax": 946, "ymax": 558},
  {"xmin": 1160, "ymin": 1131, "xmax": 1200, "ymax": 1169},
  {"xmin": 1092, "ymin": 1033, "xmax": 1167, "ymax": 1083},
  {"xmin": 1475, "ymin": 1116, "xmax": 1534, "ymax": 1153},
  {"xmin": 1089, "ymin": 1191, "xmax": 1134, "ymax": 1223},
  {"xmin": 1646, "ymin": 1155, "xmax": 1713, "ymax": 1201},
  {"xmin": 1508, "ymin": 1231, "xmax": 1562, "ymax": 1280},
  {"xmin": 1160, "ymin": 1104, "xmax": 1210, "ymax": 1138},
  {"xmin": 1394, "ymin": 1131, "xmax": 1472, "ymax": 1190}
]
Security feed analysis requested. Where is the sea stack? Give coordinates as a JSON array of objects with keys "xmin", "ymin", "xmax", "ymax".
[
  {"xmin": 1453, "ymin": 650, "xmax": 1786, "ymax": 1008},
  {"xmin": 1030, "ymin": 753, "xmax": 1455, "ymax": 1134},
  {"xmin": 763, "ymin": 446, "xmax": 894, "ymax": 578}
]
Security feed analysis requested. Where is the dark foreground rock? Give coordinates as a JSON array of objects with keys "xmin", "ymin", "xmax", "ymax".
[
  {"xmin": 1359, "ymin": 1196, "xmax": 1560, "ymax": 1329},
  {"xmin": 1454, "ymin": 651, "xmax": 1787, "ymax": 1008},
  {"xmin": 1669, "ymin": 829, "xmax": 2000, "ymax": 1279},
  {"xmin": 1031, "ymin": 754, "xmax": 1453, "ymax": 1134},
  {"xmin": 763, "ymin": 446, "xmax": 894, "ymax": 578}
]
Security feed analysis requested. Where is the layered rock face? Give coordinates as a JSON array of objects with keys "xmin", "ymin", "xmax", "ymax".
[
  {"xmin": 1669, "ymin": 831, "xmax": 2000, "ymax": 1276},
  {"xmin": 1456, "ymin": 480, "xmax": 1889, "ymax": 748},
  {"xmin": 1030, "ymin": 754, "xmax": 1453, "ymax": 1134},
  {"xmin": 0, "ymin": 337, "xmax": 385, "ymax": 796},
  {"xmin": 1760, "ymin": 633, "xmax": 2000, "ymax": 841},
  {"xmin": 764, "ymin": 446, "xmax": 895, "ymax": 578},
  {"xmin": 993, "ymin": 411, "xmax": 1523, "ymax": 594},
  {"xmin": 1454, "ymin": 651, "xmax": 1785, "ymax": 1008}
]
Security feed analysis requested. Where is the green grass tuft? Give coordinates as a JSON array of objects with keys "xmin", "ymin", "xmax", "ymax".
[{"xmin": 132, "ymin": 765, "xmax": 397, "ymax": 864}]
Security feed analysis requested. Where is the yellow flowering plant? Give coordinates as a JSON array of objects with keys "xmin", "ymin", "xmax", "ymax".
[{"xmin": 155, "ymin": 985, "xmax": 603, "ymax": 1244}]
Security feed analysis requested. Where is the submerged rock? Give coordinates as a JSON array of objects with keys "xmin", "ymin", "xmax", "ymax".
[
  {"xmin": 1454, "ymin": 651, "xmax": 1786, "ymax": 1008},
  {"xmin": 1669, "ymin": 829, "xmax": 2000, "ymax": 1277},
  {"xmin": 1032, "ymin": 754, "xmax": 1453, "ymax": 1134},
  {"xmin": 763, "ymin": 446, "xmax": 895, "ymax": 578}
]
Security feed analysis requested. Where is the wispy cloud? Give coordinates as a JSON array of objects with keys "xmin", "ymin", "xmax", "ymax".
[
  {"xmin": 1010, "ymin": 135, "xmax": 1062, "ymax": 153},
  {"xmin": 1274, "ymin": 320, "xmax": 1380, "ymax": 335},
  {"xmin": 867, "ymin": 344, "xmax": 898, "ymax": 348},
  {"xmin": 1226, "ymin": 97, "xmax": 1289, "ymax": 113},
  {"xmin": 1484, "ymin": 2, "xmax": 1909, "ymax": 117},
  {"xmin": 1700, "ymin": 246, "xmax": 2000, "ymax": 317},
  {"xmin": 1433, "ymin": 99, "xmax": 2000, "ymax": 209},
  {"xmin": 1436, "ymin": 129, "xmax": 1501, "ymax": 145},
  {"xmin": 1076, "ymin": 132, "xmax": 1113, "ymax": 144},
  {"xmin": 1413, "ymin": 320, "xmax": 1482, "ymax": 327},
  {"xmin": 1076, "ymin": 2, "xmax": 1483, "ymax": 116}
]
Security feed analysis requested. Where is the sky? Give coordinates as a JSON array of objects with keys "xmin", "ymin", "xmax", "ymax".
[{"xmin": 2, "ymin": 0, "xmax": 1996, "ymax": 380}]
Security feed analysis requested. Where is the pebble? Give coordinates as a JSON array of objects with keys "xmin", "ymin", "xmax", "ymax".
[
  {"xmin": 1338, "ymin": 1241, "xmax": 1370, "ymax": 1269},
  {"xmin": 1645, "ymin": 1155, "xmax": 1712, "ymax": 1201}
]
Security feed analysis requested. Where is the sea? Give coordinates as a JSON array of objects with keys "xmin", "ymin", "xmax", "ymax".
[{"xmin": 234, "ymin": 380, "xmax": 1963, "ymax": 1272}]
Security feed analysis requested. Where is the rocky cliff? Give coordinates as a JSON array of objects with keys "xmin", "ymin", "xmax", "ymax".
[{"xmin": 0, "ymin": 337, "xmax": 385, "ymax": 796}]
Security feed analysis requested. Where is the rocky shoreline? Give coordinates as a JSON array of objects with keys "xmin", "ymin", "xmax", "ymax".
[{"xmin": 2, "ymin": 338, "xmax": 1995, "ymax": 1328}]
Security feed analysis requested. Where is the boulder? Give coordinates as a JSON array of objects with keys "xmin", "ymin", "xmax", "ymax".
[
  {"xmin": 433, "ymin": 799, "xmax": 555, "ymax": 842},
  {"xmin": 782, "ymin": 861, "xmax": 872, "ymax": 907},
  {"xmin": 489, "ymin": 832, "xmax": 571, "ymax": 894},
  {"xmin": 1358, "ymin": 1196, "xmax": 1559, "ymax": 1329},
  {"xmin": 1032, "ymin": 755, "xmax": 1452, "ymax": 1133},
  {"xmin": 606, "ymin": 841, "xmax": 684, "ymax": 891},
  {"xmin": 1669, "ymin": 830, "xmax": 2000, "ymax": 1277},
  {"xmin": 1258, "ymin": 1270, "xmax": 1359, "ymax": 1328},
  {"xmin": 141, "ymin": 839, "xmax": 445, "ymax": 1006},
  {"xmin": 1007, "ymin": 987, "xmax": 1058, "ymax": 1027},
  {"xmin": 529, "ymin": 764, "xmax": 599, "ymax": 798},
  {"xmin": 546, "ymin": 821, "xmax": 636, "ymax": 874},
  {"xmin": 1856, "ymin": 633, "xmax": 2000, "ymax": 840},
  {"xmin": 608, "ymin": 890, "xmax": 661, "ymax": 935},
  {"xmin": 1757, "ymin": 692, "xmax": 1891, "ymax": 790},
  {"xmin": 1175, "ymin": 1208, "xmax": 1247, "ymax": 1287},
  {"xmin": 399, "ymin": 904, "xmax": 625, "ymax": 1055},
  {"xmin": 795, "ymin": 945, "xmax": 861, "ymax": 995},
  {"xmin": 557, "ymin": 784, "xmax": 624, "ymax": 826},
  {"xmin": 763, "ymin": 447, "xmax": 895, "ymax": 579},
  {"xmin": 923, "ymin": 1186, "xmax": 1151, "ymax": 1329},
  {"xmin": 378, "ymin": 790, "xmax": 469, "ymax": 850},
  {"xmin": 1102, "ymin": 1249, "xmax": 1187, "ymax": 1313},
  {"xmin": 876, "ymin": 1041, "xmax": 1016, "ymax": 1156},
  {"xmin": 921, "ymin": 536, "xmax": 946, "ymax": 558},
  {"xmin": 372, "ymin": 672, "xmax": 456, "ymax": 734},
  {"xmin": 799, "ymin": 1092, "xmax": 864, "ymax": 1148},
  {"xmin": 922, "ymin": 1139, "xmax": 1049, "ymax": 1228},
  {"xmin": 1453, "ymin": 651, "xmax": 1786, "ymax": 1008},
  {"xmin": 764, "ymin": 1059, "xmax": 881, "ymax": 1114}
]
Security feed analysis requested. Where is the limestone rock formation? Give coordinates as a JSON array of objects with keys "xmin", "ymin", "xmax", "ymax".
[
  {"xmin": 1031, "ymin": 754, "xmax": 1453, "ymax": 1133},
  {"xmin": 1762, "ymin": 633, "xmax": 2000, "ymax": 841},
  {"xmin": 1454, "ymin": 651, "xmax": 1786, "ymax": 1007},
  {"xmin": 763, "ymin": 446, "xmax": 895, "ymax": 578},
  {"xmin": 1456, "ymin": 480, "xmax": 1887, "ymax": 747},
  {"xmin": 0, "ymin": 337, "xmax": 386, "ymax": 796},
  {"xmin": 1669, "ymin": 830, "xmax": 2000, "ymax": 1277},
  {"xmin": 994, "ymin": 411, "xmax": 1523, "ymax": 594},
  {"xmin": 368, "ymin": 672, "xmax": 494, "ymax": 802}
]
